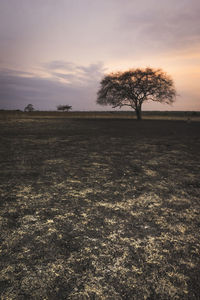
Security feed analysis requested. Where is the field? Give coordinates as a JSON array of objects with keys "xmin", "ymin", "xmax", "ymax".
[
  {"xmin": 1, "ymin": 110, "xmax": 200, "ymax": 121},
  {"xmin": 0, "ymin": 114, "xmax": 200, "ymax": 299}
]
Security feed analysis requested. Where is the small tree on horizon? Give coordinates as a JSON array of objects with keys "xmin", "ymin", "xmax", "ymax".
[
  {"xmin": 57, "ymin": 105, "xmax": 72, "ymax": 112},
  {"xmin": 97, "ymin": 67, "xmax": 176, "ymax": 120},
  {"xmin": 24, "ymin": 104, "xmax": 34, "ymax": 112}
]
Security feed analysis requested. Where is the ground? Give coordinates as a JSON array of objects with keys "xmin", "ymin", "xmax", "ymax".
[{"xmin": 0, "ymin": 116, "xmax": 200, "ymax": 299}]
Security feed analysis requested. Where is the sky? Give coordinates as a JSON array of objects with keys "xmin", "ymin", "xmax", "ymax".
[{"xmin": 0, "ymin": 0, "xmax": 200, "ymax": 111}]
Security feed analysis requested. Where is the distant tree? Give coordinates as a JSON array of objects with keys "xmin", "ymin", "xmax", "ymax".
[
  {"xmin": 24, "ymin": 104, "xmax": 34, "ymax": 112},
  {"xmin": 97, "ymin": 67, "xmax": 176, "ymax": 120},
  {"xmin": 57, "ymin": 105, "xmax": 72, "ymax": 112}
]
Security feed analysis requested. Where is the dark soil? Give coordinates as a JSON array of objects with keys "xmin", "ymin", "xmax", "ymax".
[{"xmin": 0, "ymin": 117, "xmax": 200, "ymax": 299}]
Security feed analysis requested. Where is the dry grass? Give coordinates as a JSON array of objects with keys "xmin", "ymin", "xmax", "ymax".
[
  {"xmin": 1, "ymin": 110, "xmax": 200, "ymax": 121},
  {"xmin": 0, "ymin": 116, "xmax": 199, "ymax": 299}
]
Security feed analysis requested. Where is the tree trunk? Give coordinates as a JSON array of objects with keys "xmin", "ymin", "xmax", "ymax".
[{"xmin": 135, "ymin": 107, "xmax": 142, "ymax": 121}]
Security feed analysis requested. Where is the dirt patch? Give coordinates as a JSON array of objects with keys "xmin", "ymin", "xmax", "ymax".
[{"xmin": 0, "ymin": 118, "xmax": 200, "ymax": 299}]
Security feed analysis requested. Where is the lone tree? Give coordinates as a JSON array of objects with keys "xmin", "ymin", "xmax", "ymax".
[
  {"xmin": 24, "ymin": 104, "xmax": 34, "ymax": 112},
  {"xmin": 97, "ymin": 67, "xmax": 176, "ymax": 120},
  {"xmin": 57, "ymin": 104, "xmax": 72, "ymax": 112}
]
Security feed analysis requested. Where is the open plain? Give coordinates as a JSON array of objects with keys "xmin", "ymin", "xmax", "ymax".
[{"xmin": 0, "ymin": 114, "xmax": 200, "ymax": 299}]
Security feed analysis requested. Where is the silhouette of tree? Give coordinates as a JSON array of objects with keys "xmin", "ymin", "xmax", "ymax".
[
  {"xmin": 57, "ymin": 105, "xmax": 72, "ymax": 112},
  {"xmin": 97, "ymin": 68, "xmax": 176, "ymax": 120},
  {"xmin": 24, "ymin": 104, "xmax": 34, "ymax": 112}
]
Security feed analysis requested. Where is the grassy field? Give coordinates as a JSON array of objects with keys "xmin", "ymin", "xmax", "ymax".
[
  {"xmin": 1, "ymin": 110, "xmax": 200, "ymax": 121},
  {"xmin": 0, "ymin": 115, "xmax": 200, "ymax": 299}
]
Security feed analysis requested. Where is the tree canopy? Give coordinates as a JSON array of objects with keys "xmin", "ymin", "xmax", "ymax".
[
  {"xmin": 24, "ymin": 104, "xmax": 34, "ymax": 112},
  {"xmin": 57, "ymin": 105, "xmax": 72, "ymax": 112},
  {"xmin": 97, "ymin": 68, "xmax": 176, "ymax": 120}
]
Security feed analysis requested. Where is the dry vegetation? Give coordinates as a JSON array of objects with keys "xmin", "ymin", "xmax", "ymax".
[
  {"xmin": 0, "ymin": 114, "xmax": 200, "ymax": 299},
  {"xmin": 1, "ymin": 110, "xmax": 200, "ymax": 121}
]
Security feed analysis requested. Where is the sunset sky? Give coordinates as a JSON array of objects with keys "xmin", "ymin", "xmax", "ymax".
[{"xmin": 0, "ymin": 0, "xmax": 200, "ymax": 111}]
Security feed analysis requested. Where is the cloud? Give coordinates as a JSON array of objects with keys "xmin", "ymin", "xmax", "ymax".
[
  {"xmin": 43, "ymin": 61, "xmax": 106, "ymax": 86},
  {"xmin": 0, "ymin": 62, "xmax": 108, "ymax": 111},
  {"xmin": 118, "ymin": 0, "xmax": 200, "ymax": 54},
  {"xmin": 1, "ymin": 0, "xmax": 200, "ymax": 66},
  {"xmin": 44, "ymin": 61, "xmax": 76, "ymax": 71}
]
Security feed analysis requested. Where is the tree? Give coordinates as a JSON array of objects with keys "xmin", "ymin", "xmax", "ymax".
[
  {"xmin": 24, "ymin": 104, "xmax": 34, "ymax": 112},
  {"xmin": 57, "ymin": 105, "xmax": 72, "ymax": 112},
  {"xmin": 97, "ymin": 67, "xmax": 176, "ymax": 120}
]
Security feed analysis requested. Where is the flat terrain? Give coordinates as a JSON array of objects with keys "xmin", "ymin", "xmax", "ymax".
[
  {"xmin": 0, "ymin": 116, "xmax": 200, "ymax": 299},
  {"xmin": 1, "ymin": 110, "xmax": 200, "ymax": 121}
]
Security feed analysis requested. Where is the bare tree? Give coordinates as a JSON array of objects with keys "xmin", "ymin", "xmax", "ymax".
[
  {"xmin": 24, "ymin": 104, "xmax": 34, "ymax": 112},
  {"xmin": 97, "ymin": 68, "xmax": 176, "ymax": 120},
  {"xmin": 57, "ymin": 105, "xmax": 72, "ymax": 112}
]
